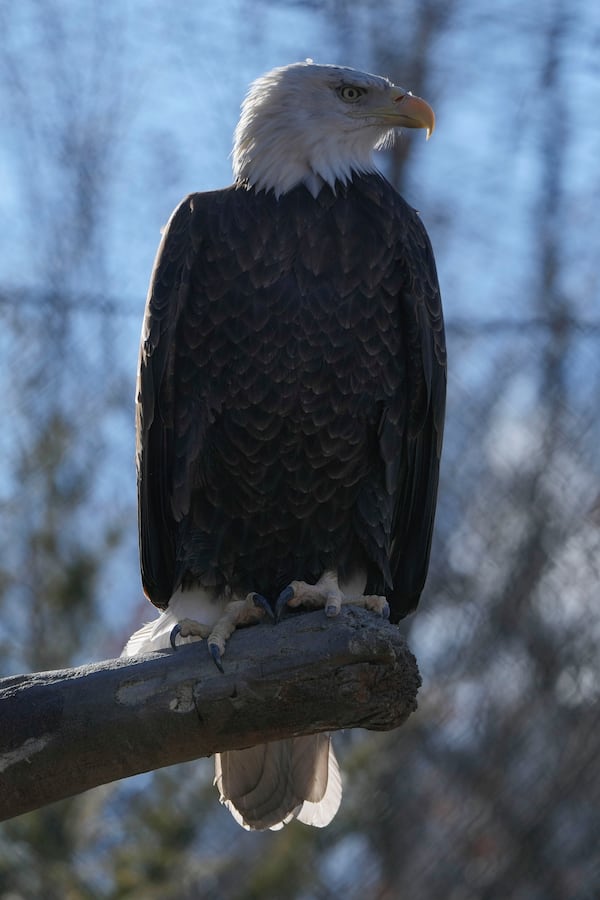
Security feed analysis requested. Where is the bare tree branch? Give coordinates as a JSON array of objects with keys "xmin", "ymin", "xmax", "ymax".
[{"xmin": 0, "ymin": 608, "xmax": 420, "ymax": 822}]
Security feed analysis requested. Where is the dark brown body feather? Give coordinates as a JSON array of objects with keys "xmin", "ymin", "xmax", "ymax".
[{"xmin": 137, "ymin": 173, "xmax": 445, "ymax": 623}]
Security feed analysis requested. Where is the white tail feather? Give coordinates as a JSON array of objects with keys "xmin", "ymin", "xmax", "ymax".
[
  {"xmin": 295, "ymin": 739, "xmax": 342, "ymax": 827},
  {"xmin": 214, "ymin": 735, "xmax": 342, "ymax": 831}
]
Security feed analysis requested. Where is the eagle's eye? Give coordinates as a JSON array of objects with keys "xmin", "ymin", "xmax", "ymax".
[{"xmin": 337, "ymin": 84, "xmax": 366, "ymax": 103}]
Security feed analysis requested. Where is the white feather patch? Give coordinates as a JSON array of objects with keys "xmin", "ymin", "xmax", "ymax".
[
  {"xmin": 214, "ymin": 735, "xmax": 342, "ymax": 831},
  {"xmin": 121, "ymin": 587, "xmax": 222, "ymax": 657}
]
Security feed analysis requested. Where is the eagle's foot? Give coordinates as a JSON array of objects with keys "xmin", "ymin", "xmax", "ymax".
[
  {"xmin": 345, "ymin": 594, "xmax": 390, "ymax": 618},
  {"xmin": 276, "ymin": 570, "xmax": 390, "ymax": 620},
  {"xmin": 206, "ymin": 592, "xmax": 269, "ymax": 672},
  {"xmin": 169, "ymin": 593, "xmax": 269, "ymax": 672},
  {"xmin": 170, "ymin": 618, "xmax": 212, "ymax": 648}
]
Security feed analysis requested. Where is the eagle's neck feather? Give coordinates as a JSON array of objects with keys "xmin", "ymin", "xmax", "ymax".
[{"xmin": 233, "ymin": 132, "xmax": 379, "ymax": 199}]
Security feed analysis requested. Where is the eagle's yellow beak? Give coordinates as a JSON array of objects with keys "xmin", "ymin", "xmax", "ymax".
[{"xmin": 388, "ymin": 90, "xmax": 436, "ymax": 140}]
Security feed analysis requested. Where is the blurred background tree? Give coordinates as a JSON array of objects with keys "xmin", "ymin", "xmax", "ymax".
[{"xmin": 1, "ymin": 0, "xmax": 599, "ymax": 898}]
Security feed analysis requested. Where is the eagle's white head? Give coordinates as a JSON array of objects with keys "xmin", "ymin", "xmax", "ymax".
[{"xmin": 232, "ymin": 61, "xmax": 435, "ymax": 198}]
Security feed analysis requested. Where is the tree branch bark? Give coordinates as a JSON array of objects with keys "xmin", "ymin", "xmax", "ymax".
[{"xmin": 0, "ymin": 607, "xmax": 420, "ymax": 821}]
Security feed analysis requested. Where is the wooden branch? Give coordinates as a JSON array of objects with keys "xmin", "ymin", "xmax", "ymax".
[{"xmin": 0, "ymin": 607, "xmax": 420, "ymax": 822}]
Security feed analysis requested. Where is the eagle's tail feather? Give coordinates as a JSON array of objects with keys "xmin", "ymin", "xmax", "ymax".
[{"xmin": 214, "ymin": 734, "xmax": 342, "ymax": 831}]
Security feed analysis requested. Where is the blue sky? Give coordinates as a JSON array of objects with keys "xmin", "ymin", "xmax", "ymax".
[{"xmin": 2, "ymin": 0, "xmax": 600, "ymax": 654}]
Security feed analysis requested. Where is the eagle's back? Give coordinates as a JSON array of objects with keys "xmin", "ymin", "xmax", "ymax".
[{"xmin": 137, "ymin": 173, "xmax": 445, "ymax": 621}]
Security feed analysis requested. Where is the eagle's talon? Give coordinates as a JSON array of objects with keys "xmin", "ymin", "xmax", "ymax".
[
  {"xmin": 209, "ymin": 642, "xmax": 225, "ymax": 673},
  {"xmin": 253, "ymin": 592, "xmax": 275, "ymax": 620},
  {"xmin": 170, "ymin": 623, "xmax": 182, "ymax": 649},
  {"xmin": 275, "ymin": 585, "xmax": 294, "ymax": 621}
]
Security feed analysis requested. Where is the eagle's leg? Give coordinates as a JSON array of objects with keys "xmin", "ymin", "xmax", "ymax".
[
  {"xmin": 276, "ymin": 570, "xmax": 389, "ymax": 620},
  {"xmin": 171, "ymin": 593, "xmax": 269, "ymax": 672}
]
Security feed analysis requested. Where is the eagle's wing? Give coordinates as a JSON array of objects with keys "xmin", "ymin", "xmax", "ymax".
[
  {"xmin": 383, "ymin": 199, "xmax": 446, "ymax": 621},
  {"xmin": 136, "ymin": 195, "xmax": 201, "ymax": 608}
]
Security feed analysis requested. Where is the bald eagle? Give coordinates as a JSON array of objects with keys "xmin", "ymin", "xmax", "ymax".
[{"xmin": 123, "ymin": 61, "xmax": 446, "ymax": 831}]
